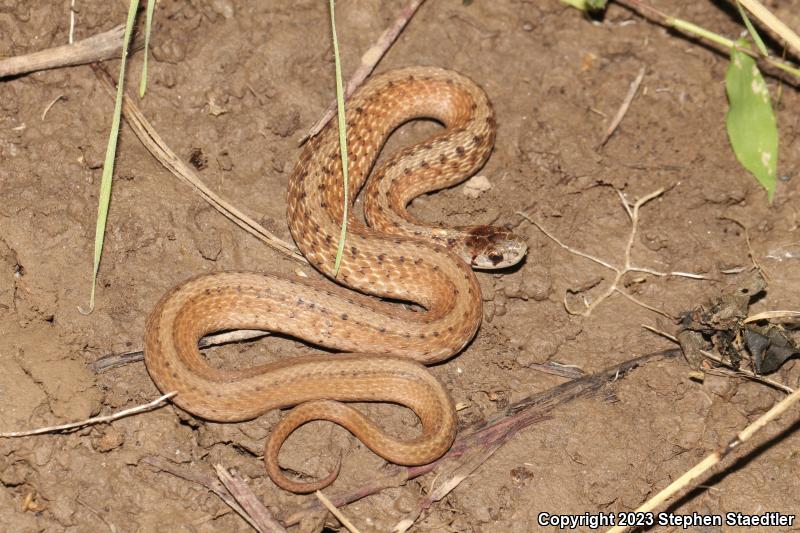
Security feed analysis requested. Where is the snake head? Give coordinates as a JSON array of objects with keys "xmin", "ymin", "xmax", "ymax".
[{"xmin": 454, "ymin": 226, "xmax": 528, "ymax": 270}]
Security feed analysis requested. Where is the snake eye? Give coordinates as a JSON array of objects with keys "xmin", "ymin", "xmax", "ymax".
[{"xmin": 487, "ymin": 251, "xmax": 504, "ymax": 265}]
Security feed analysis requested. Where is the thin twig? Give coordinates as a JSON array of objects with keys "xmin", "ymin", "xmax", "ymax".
[
  {"xmin": 41, "ymin": 95, "xmax": 65, "ymax": 121},
  {"xmin": 300, "ymin": 0, "xmax": 427, "ymax": 143},
  {"xmin": 606, "ymin": 382, "xmax": 800, "ymax": 533},
  {"xmin": 526, "ymin": 361, "xmax": 585, "ymax": 379},
  {"xmin": 525, "ymin": 217, "xmax": 618, "ymax": 271},
  {"xmin": 393, "ymin": 443, "xmax": 501, "ymax": 532},
  {"xmin": 744, "ymin": 310, "xmax": 800, "ymax": 323},
  {"xmin": 215, "ymin": 465, "xmax": 288, "ymax": 533},
  {"xmin": 69, "ymin": 0, "xmax": 76, "ymax": 44},
  {"xmin": 720, "ymin": 217, "xmax": 769, "ymax": 280},
  {"xmin": 315, "ymin": 491, "xmax": 361, "ymax": 533},
  {"xmin": 91, "ymin": 65, "xmax": 306, "ymax": 264},
  {"xmin": 700, "ymin": 349, "xmax": 794, "ymax": 394},
  {"xmin": 141, "ymin": 456, "xmax": 261, "ymax": 531},
  {"xmin": 519, "ymin": 187, "xmax": 707, "ymax": 317},
  {"xmin": 640, "ymin": 325, "xmax": 794, "ymax": 393},
  {"xmin": 91, "ymin": 330, "xmax": 271, "ymax": 372},
  {"xmin": 598, "ymin": 66, "xmax": 646, "ymax": 148},
  {"xmin": 0, "ymin": 24, "xmax": 125, "ymax": 78},
  {"xmin": 616, "ymin": 288, "xmax": 675, "ymax": 319},
  {"xmin": 0, "ymin": 392, "xmax": 176, "ymax": 438}
]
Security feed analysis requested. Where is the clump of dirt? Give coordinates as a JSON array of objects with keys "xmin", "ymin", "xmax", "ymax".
[{"xmin": 1, "ymin": 0, "xmax": 798, "ymax": 531}]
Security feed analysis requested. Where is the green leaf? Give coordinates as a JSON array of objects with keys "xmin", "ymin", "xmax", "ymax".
[{"xmin": 726, "ymin": 43, "xmax": 778, "ymax": 202}]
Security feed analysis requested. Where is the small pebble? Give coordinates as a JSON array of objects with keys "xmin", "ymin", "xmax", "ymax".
[
  {"xmin": 462, "ymin": 175, "xmax": 492, "ymax": 198},
  {"xmin": 211, "ymin": 0, "xmax": 235, "ymax": 18}
]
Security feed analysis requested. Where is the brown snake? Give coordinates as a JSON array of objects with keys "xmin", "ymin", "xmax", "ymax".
[{"xmin": 144, "ymin": 67, "xmax": 527, "ymax": 493}]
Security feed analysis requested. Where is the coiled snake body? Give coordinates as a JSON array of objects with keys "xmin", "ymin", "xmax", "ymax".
[{"xmin": 144, "ymin": 67, "xmax": 527, "ymax": 493}]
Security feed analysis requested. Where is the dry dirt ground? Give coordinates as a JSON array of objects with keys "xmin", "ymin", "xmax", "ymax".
[{"xmin": 1, "ymin": 1, "xmax": 800, "ymax": 531}]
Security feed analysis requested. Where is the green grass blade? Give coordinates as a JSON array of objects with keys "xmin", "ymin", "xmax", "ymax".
[
  {"xmin": 87, "ymin": 0, "xmax": 139, "ymax": 312},
  {"xmin": 560, "ymin": 0, "xmax": 607, "ymax": 11},
  {"xmin": 139, "ymin": 0, "xmax": 155, "ymax": 97},
  {"xmin": 668, "ymin": 17, "xmax": 736, "ymax": 49},
  {"xmin": 726, "ymin": 42, "xmax": 778, "ymax": 202},
  {"xmin": 735, "ymin": 1, "xmax": 768, "ymax": 56},
  {"xmin": 766, "ymin": 57, "xmax": 800, "ymax": 78},
  {"xmin": 329, "ymin": 0, "xmax": 349, "ymax": 277}
]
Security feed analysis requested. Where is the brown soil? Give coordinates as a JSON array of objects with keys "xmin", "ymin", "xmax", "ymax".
[{"xmin": 1, "ymin": 1, "xmax": 799, "ymax": 531}]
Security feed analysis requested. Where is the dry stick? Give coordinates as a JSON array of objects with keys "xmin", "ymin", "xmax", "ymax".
[
  {"xmin": 518, "ymin": 188, "xmax": 708, "ymax": 318},
  {"xmin": 606, "ymin": 383, "xmax": 800, "ymax": 533},
  {"xmin": 91, "ymin": 65, "xmax": 306, "ymax": 265},
  {"xmin": 744, "ymin": 310, "xmax": 800, "ymax": 323},
  {"xmin": 737, "ymin": 0, "xmax": 800, "ymax": 58},
  {"xmin": 300, "ymin": 0, "xmax": 427, "ymax": 143},
  {"xmin": 699, "ymin": 349, "xmax": 795, "ymax": 394},
  {"xmin": 0, "ymin": 392, "xmax": 175, "ymax": 438},
  {"xmin": 141, "ymin": 456, "xmax": 263, "ymax": 532},
  {"xmin": 641, "ymin": 325, "xmax": 795, "ymax": 394},
  {"xmin": 0, "ymin": 24, "xmax": 125, "ymax": 78},
  {"xmin": 282, "ymin": 349, "xmax": 681, "ymax": 526},
  {"xmin": 69, "ymin": 0, "xmax": 77, "ymax": 44},
  {"xmin": 314, "ymin": 491, "xmax": 361, "ymax": 533},
  {"xmin": 91, "ymin": 329, "xmax": 271, "ymax": 372},
  {"xmin": 393, "ymin": 442, "xmax": 501, "ymax": 532},
  {"xmin": 41, "ymin": 94, "xmax": 65, "ymax": 120},
  {"xmin": 526, "ymin": 361, "xmax": 586, "ymax": 380},
  {"xmin": 215, "ymin": 465, "xmax": 288, "ymax": 533},
  {"xmin": 598, "ymin": 66, "xmax": 646, "ymax": 148},
  {"xmin": 720, "ymin": 217, "xmax": 769, "ymax": 280}
]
